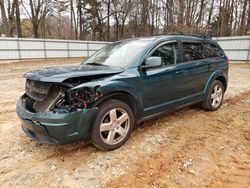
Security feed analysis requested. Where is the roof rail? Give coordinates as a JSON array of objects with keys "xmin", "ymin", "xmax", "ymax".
[
  {"xmin": 168, "ymin": 32, "xmax": 209, "ymax": 38},
  {"xmin": 146, "ymin": 33, "xmax": 165, "ymax": 37}
]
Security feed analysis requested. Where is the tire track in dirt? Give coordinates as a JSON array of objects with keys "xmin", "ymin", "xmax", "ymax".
[{"xmin": 106, "ymin": 91, "xmax": 250, "ymax": 188}]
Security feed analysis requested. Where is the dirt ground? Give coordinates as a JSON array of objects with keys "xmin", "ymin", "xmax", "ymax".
[{"xmin": 0, "ymin": 59, "xmax": 250, "ymax": 188}]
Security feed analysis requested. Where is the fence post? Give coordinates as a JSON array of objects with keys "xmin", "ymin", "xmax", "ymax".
[
  {"xmin": 43, "ymin": 39, "xmax": 47, "ymax": 59},
  {"xmin": 17, "ymin": 38, "xmax": 21, "ymax": 62},
  {"xmin": 87, "ymin": 41, "xmax": 89, "ymax": 57},
  {"xmin": 67, "ymin": 40, "xmax": 70, "ymax": 58},
  {"xmin": 247, "ymin": 39, "xmax": 250, "ymax": 63}
]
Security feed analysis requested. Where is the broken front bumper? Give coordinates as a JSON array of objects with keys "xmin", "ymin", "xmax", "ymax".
[{"xmin": 16, "ymin": 95, "xmax": 97, "ymax": 144}]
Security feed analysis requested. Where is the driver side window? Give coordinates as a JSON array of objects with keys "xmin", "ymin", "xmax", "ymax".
[{"xmin": 151, "ymin": 43, "xmax": 179, "ymax": 66}]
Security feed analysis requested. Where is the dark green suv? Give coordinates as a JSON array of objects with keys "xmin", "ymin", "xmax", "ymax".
[{"xmin": 16, "ymin": 34, "xmax": 228, "ymax": 150}]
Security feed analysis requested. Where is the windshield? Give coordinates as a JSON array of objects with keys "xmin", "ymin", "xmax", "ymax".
[{"xmin": 83, "ymin": 39, "xmax": 151, "ymax": 68}]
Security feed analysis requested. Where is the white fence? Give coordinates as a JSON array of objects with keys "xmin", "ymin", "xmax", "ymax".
[
  {"xmin": 213, "ymin": 36, "xmax": 250, "ymax": 62},
  {"xmin": 0, "ymin": 36, "xmax": 249, "ymax": 62},
  {"xmin": 0, "ymin": 37, "xmax": 109, "ymax": 61}
]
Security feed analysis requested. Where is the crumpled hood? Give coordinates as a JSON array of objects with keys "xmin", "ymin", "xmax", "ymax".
[{"xmin": 24, "ymin": 64, "xmax": 124, "ymax": 83}]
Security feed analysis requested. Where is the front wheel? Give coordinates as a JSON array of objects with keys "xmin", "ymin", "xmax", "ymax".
[
  {"xmin": 90, "ymin": 100, "xmax": 134, "ymax": 151},
  {"xmin": 202, "ymin": 80, "xmax": 224, "ymax": 111}
]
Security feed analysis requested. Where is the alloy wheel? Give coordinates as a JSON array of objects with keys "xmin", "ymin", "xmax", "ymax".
[
  {"xmin": 99, "ymin": 108, "xmax": 130, "ymax": 145},
  {"xmin": 211, "ymin": 84, "xmax": 223, "ymax": 108}
]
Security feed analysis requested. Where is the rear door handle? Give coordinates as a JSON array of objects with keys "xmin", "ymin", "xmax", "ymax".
[{"xmin": 195, "ymin": 62, "xmax": 203, "ymax": 66}]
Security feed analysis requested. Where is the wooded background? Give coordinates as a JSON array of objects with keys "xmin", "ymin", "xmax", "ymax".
[{"xmin": 0, "ymin": 0, "xmax": 250, "ymax": 41}]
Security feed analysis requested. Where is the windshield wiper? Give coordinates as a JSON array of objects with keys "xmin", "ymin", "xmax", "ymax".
[{"xmin": 86, "ymin": 62, "xmax": 109, "ymax": 67}]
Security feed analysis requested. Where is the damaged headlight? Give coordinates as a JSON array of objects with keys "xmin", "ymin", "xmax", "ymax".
[{"xmin": 66, "ymin": 85, "xmax": 102, "ymax": 109}]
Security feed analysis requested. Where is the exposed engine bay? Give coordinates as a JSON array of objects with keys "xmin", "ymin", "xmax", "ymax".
[{"xmin": 25, "ymin": 79, "xmax": 101, "ymax": 113}]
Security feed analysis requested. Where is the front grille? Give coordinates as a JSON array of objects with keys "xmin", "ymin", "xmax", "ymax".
[
  {"xmin": 25, "ymin": 80, "xmax": 51, "ymax": 101},
  {"xmin": 33, "ymin": 86, "xmax": 64, "ymax": 112}
]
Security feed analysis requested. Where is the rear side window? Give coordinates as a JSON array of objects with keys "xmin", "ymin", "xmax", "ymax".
[
  {"xmin": 151, "ymin": 43, "xmax": 179, "ymax": 66},
  {"xmin": 203, "ymin": 43, "xmax": 224, "ymax": 58},
  {"xmin": 182, "ymin": 43, "xmax": 206, "ymax": 61}
]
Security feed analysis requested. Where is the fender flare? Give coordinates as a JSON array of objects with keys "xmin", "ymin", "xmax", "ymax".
[{"xmin": 203, "ymin": 70, "xmax": 228, "ymax": 94}]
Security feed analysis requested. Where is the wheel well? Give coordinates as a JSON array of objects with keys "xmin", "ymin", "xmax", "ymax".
[
  {"xmin": 216, "ymin": 76, "xmax": 227, "ymax": 91},
  {"xmin": 93, "ymin": 92, "xmax": 138, "ymax": 116}
]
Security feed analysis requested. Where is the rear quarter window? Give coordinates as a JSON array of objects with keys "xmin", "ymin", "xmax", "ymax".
[{"xmin": 203, "ymin": 43, "xmax": 225, "ymax": 58}]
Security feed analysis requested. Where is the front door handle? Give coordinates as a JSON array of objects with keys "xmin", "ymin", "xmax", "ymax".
[{"xmin": 175, "ymin": 70, "xmax": 185, "ymax": 74}]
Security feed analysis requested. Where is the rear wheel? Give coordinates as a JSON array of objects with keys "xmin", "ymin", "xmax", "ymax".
[
  {"xmin": 90, "ymin": 100, "xmax": 134, "ymax": 151},
  {"xmin": 202, "ymin": 80, "xmax": 224, "ymax": 111}
]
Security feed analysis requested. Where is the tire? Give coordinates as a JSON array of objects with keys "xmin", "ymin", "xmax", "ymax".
[
  {"xmin": 90, "ymin": 100, "xmax": 134, "ymax": 151},
  {"xmin": 202, "ymin": 80, "xmax": 224, "ymax": 111}
]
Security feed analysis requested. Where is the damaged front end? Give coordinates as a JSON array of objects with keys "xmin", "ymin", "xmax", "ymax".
[
  {"xmin": 25, "ymin": 79, "xmax": 102, "ymax": 114},
  {"xmin": 16, "ymin": 79, "xmax": 99, "ymax": 144}
]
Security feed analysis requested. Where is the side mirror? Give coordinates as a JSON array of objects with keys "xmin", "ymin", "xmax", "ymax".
[{"xmin": 140, "ymin": 57, "xmax": 162, "ymax": 70}]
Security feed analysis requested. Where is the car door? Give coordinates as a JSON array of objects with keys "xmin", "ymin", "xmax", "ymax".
[
  {"xmin": 141, "ymin": 41, "xmax": 194, "ymax": 116},
  {"xmin": 180, "ymin": 41, "xmax": 211, "ymax": 95}
]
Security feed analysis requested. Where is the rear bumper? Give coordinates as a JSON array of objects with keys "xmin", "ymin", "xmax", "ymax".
[{"xmin": 16, "ymin": 95, "xmax": 97, "ymax": 144}]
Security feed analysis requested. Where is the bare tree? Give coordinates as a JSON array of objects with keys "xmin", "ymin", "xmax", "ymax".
[
  {"xmin": 28, "ymin": 0, "xmax": 52, "ymax": 38},
  {"xmin": 1, "ymin": 0, "xmax": 250, "ymax": 40},
  {"xmin": 0, "ymin": 0, "xmax": 18, "ymax": 36}
]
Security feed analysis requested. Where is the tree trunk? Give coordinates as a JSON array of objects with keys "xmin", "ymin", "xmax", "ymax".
[
  {"xmin": 107, "ymin": 0, "xmax": 110, "ymax": 41},
  {"xmin": 178, "ymin": 0, "xmax": 185, "ymax": 24},
  {"xmin": 29, "ymin": 0, "xmax": 39, "ymax": 38},
  {"xmin": 70, "ymin": 0, "xmax": 74, "ymax": 39},
  {"xmin": 168, "ymin": 0, "xmax": 174, "ymax": 31},
  {"xmin": 228, "ymin": 0, "xmax": 234, "ymax": 35},
  {"xmin": 150, "ymin": 0, "xmax": 155, "ymax": 35},
  {"xmin": 141, "ymin": 0, "xmax": 149, "ymax": 36},
  {"xmin": 78, "ymin": 1, "xmax": 84, "ymax": 40},
  {"xmin": 233, "ymin": 0, "xmax": 239, "ymax": 32},
  {"xmin": 15, "ymin": 0, "xmax": 22, "ymax": 37},
  {"xmin": 246, "ymin": 0, "xmax": 250, "ymax": 33},
  {"xmin": 72, "ymin": 1, "xmax": 77, "ymax": 40},
  {"xmin": 0, "ymin": 0, "xmax": 10, "ymax": 36},
  {"xmin": 207, "ymin": 0, "xmax": 215, "ymax": 33},
  {"xmin": 163, "ymin": 4, "xmax": 167, "ymax": 34},
  {"xmin": 239, "ymin": 0, "xmax": 248, "ymax": 35},
  {"xmin": 197, "ymin": 0, "xmax": 205, "ymax": 26},
  {"xmin": 114, "ymin": 15, "xmax": 119, "ymax": 40}
]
